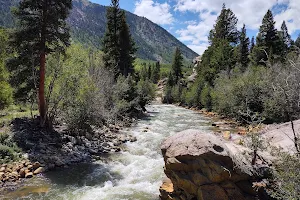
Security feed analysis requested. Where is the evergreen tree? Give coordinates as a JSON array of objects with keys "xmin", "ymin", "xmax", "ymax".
[
  {"xmin": 11, "ymin": 0, "xmax": 72, "ymax": 125},
  {"xmin": 147, "ymin": 63, "xmax": 152, "ymax": 80},
  {"xmin": 238, "ymin": 24, "xmax": 250, "ymax": 71},
  {"xmin": 258, "ymin": 10, "xmax": 280, "ymax": 58},
  {"xmin": 103, "ymin": 0, "xmax": 136, "ymax": 79},
  {"xmin": 102, "ymin": 0, "xmax": 122, "ymax": 78},
  {"xmin": 250, "ymin": 36, "xmax": 255, "ymax": 53},
  {"xmin": 119, "ymin": 11, "xmax": 136, "ymax": 77},
  {"xmin": 140, "ymin": 63, "xmax": 148, "ymax": 81},
  {"xmin": 171, "ymin": 47, "xmax": 183, "ymax": 84},
  {"xmin": 278, "ymin": 21, "xmax": 291, "ymax": 61},
  {"xmin": 295, "ymin": 35, "xmax": 300, "ymax": 49},
  {"xmin": 209, "ymin": 4, "xmax": 239, "ymax": 44},
  {"xmin": 280, "ymin": 21, "xmax": 291, "ymax": 48},
  {"xmin": 151, "ymin": 61, "xmax": 160, "ymax": 83}
]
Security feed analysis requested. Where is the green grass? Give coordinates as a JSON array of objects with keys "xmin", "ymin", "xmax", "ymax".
[{"xmin": 0, "ymin": 105, "xmax": 38, "ymax": 127}]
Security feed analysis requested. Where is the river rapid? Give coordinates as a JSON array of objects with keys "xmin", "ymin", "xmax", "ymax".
[{"xmin": 4, "ymin": 104, "xmax": 219, "ymax": 200}]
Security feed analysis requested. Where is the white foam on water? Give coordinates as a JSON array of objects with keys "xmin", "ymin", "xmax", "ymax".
[{"xmin": 17, "ymin": 104, "xmax": 214, "ymax": 200}]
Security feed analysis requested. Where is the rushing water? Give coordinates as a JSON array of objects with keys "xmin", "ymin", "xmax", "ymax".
[{"xmin": 3, "ymin": 104, "xmax": 220, "ymax": 200}]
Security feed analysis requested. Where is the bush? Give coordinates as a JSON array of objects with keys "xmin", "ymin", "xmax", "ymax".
[
  {"xmin": 212, "ymin": 66, "xmax": 270, "ymax": 121},
  {"xmin": 268, "ymin": 151, "xmax": 300, "ymax": 199},
  {"xmin": 0, "ymin": 132, "xmax": 21, "ymax": 164},
  {"xmin": 136, "ymin": 79, "xmax": 155, "ymax": 110},
  {"xmin": 0, "ymin": 81, "xmax": 13, "ymax": 109}
]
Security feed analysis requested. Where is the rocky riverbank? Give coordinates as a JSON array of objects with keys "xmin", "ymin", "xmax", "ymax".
[
  {"xmin": 0, "ymin": 118, "xmax": 137, "ymax": 192},
  {"xmin": 159, "ymin": 130, "xmax": 273, "ymax": 200}
]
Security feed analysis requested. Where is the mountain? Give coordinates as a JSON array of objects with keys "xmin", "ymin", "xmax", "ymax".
[{"xmin": 0, "ymin": 0, "xmax": 198, "ymax": 63}]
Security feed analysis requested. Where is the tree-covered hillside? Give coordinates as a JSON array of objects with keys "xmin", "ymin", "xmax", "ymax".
[{"xmin": 0, "ymin": 0, "xmax": 198, "ymax": 63}]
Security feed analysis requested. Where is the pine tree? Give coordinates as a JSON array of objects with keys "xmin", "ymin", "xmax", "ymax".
[
  {"xmin": 281, "ymin": 21, "xmax": 291, "ymax": 48},
  {"xmin": 279, "ymin": 20, "xmax": 291, "ymax": 60},
  {"xmin": 250, "ymin": 36, "xmax": 255, "ymax": 53},
  {"xmin": 103, "ymin": 1, "xmax": 136, "ymax": 79},
  {"xmin": 151, "ymin": 61, "xmax": 160, "ymax": 83},
  {"xmin": 11, "ymin": 0, "xmax": 72, "ymax": 125},
  {"xmin": 238, "ymin": 24, "xmax": 250, "ymax": 71},
  {"xmin": 147, "ymin": 63, "xmax": 152, "ymax": 80},
  {"xmin": 209, "ymin": 4, "xmax": 239, "ymax": 44},
  {"xmin": 258, "ymin": 10, "xmax": 279, "ymax": 57},
  {"xmin": 171, "ymin": 47, "xmax": 183, "ymax": 84},
  {"xmin": 102, "ymin": 0, "xmax": 122, "ymax": 79},
  {"xmin": 119, "ymin": 11, "xmax": 136, "ymax": 77},
  {"xmin": 295, "ymin": 35, "xmax": 300, "ymax": 49}
]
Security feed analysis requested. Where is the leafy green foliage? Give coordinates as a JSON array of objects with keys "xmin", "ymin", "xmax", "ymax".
[
  {"xmin": 269, "ymin": 151, "xmax": 300, "ymax": 200},
  {"xmin": 0, "ymin": 28, "xmax": 13, "ymax": 109},
  {"xmin": 0, "ymin": 132, "xmax": 21, "ymax": 164}
]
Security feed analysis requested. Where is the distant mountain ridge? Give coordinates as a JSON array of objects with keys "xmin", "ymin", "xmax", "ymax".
[{"xmin": 0, "ymin": 0, "xmax": 198, "ymax": 63}]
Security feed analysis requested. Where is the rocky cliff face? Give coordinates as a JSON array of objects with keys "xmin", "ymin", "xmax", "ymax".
[{"xmin": 160, "ymin": 130, "xmax": 272, "ymax": 200}]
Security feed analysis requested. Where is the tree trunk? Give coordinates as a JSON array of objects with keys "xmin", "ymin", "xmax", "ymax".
[{"xmin": 39, "ymin": 52, "xmax": 47, "ymax": 126}]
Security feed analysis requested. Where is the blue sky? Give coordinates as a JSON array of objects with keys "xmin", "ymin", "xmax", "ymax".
[{"xmin": 90, "ymin": 0, "xmax": 300, "ymax": 55}]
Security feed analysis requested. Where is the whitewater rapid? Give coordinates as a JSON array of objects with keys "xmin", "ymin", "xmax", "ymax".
[{"xmin": 4, "ymin": 104, "xmax": 215, "ymax": 200}]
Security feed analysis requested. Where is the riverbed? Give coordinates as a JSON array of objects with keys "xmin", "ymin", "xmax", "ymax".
[{"xmin": 2, "ymin": 104, "xmax": 220, "ymax": 200}]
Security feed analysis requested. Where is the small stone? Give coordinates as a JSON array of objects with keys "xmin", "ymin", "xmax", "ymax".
[
  {"xmin": 32, "ymin": 162, "xmax": 41, "ymax": 170},
  {"xmin": 33, "ymin": 167, "xmax": 44, "ymax": 175},
  {"xmin": 0, "ymin": 167, "xmax": 5, "ymax": 172},
  {"xmin": 25, "ymin": 172, "xmax": 33, "ymax": 178},
  {"xmin": 27, "ymin": 165, "xmax": 33, "ymax": 170},
  {"xmin": 19, "ymin": 168, "xmax": 26, "ymax": 178}
]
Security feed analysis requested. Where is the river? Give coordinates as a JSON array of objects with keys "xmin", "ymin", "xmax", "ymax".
[{"xmin": 3, "ymin": 104, "xmax": 221, "ymax": 200}]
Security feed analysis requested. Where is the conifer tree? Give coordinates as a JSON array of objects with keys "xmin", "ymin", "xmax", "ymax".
[
  {"xmin": 147, "ymin": 63, "xmax": 152, "ymax": 80},
  {"xmin": 250, "ymin": 36, "xmax": 255, "ymax": 53},
  {"xmin": 239, "ymin": 24, "xmax": 250, "ymax": 71},
  {"xmin": 280, "ymin": 21, "xmax": 291, "ymax": 48},
  {"xmin": 119, "ymin": 11, "xmax": 136, "ymax": 77},
  {"xmin": 103, "ymin": 0, "xmax": 122, "ymax": 78},
  {"xmin": 209, "ymin": 4, "xmax": 239, "ymax": 44},
  {"xmin": 151, "ymin": 61, "xmax": 160, "ymax": 83},
  {"xmin": 295, "ymin": 35, "xmax": 300, "ymax": 49},
  {"xmin": 171, "ymin": 47, "xmax": 183, "ymax": 84},
  {"xmin": 103, "ymin": 0, "xmax": 136, "ymax": 79},
  {"xmin": 11, "ymin": 0, "xmax": 72, "ymax": 125},
  {"xmin": 258, "ymin": 10, "xmax": 279, "ymax": 57},
  {"xmin": 279, "ymin": 21, "xmax": 291, "ymax": 59}
]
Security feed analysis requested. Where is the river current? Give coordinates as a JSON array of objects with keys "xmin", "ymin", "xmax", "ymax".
[{"xmin": 4, "ymin": 104, "xmax": 217, "ymax": 200}]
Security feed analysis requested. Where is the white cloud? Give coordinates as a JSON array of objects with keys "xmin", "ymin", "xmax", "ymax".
[
  {"xmin": 134, "ymin": 0, "xmax": 174, "ymax": 25},
  {"xmin": 174, "ymin": 0, "xmax": 300, "ymax": 55},
  {"xmin": 274, "ymin": 0, "xmax": 300, "ymax": 34},
  {"xmin": 188, "ymin": 44, "xmax": 209, "ymax": 55}
]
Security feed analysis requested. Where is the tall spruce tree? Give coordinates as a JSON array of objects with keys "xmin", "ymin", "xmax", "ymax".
[
  {"xmin": 258, "ymin": 10, "xmax": 279, "ymax": 58},
  {"xmin": 11, "ymin": 0, "xmax": 72, "ymax": 125},
  {"xmin": 119, "ymin": 11, "xmax": 136, "ymax": 77},
  {"xmin": 151, "ymin": 61, "xmax": 160, "ymax": 83},
  {"xmin": 209, "ymin": 4, "xmax": 239, "ymax": 44},
  {"xmin": 280, "ymin": 21, "xmax": 291, "ymax": 48},
  {"xmin": 238, "ymin": 24, "xmax": 250, "ymax": 71},
  {"xmin": 250, "ymin": 36, "xmax": 255, "ymax": 53},
  {"xmin": 103, "ymin": 0, "xmax": 122, "ymax": 78},
  {"xmin": 103, "ymin": 0, "xmax": 136, "ymax": 79},
  {"xmin": 171, "ymin": 47, "xmax": 183, "ymax": 84},
  {"xmin": 279, "ymin": 20, "xmax": 291, "ymax": 60},
  {"xmin": 295, "ymin": 35, "xmax": 300, "ymax": 49}
]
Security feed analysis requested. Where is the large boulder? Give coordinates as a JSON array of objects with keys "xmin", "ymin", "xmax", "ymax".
[{"xmin": 160, "ymin": 130, "xmax": 271, "ymax": 200}]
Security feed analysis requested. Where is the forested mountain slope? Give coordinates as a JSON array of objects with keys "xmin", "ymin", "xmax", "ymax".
[{"xmin": 0, "ymin": 0, "xmax": 198, "ymax": 63}]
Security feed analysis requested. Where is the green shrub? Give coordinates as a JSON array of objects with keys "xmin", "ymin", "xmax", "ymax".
[
  {"xmin": 0, "ymin": 81, "xmax": 13, "ymax": 109},
  {"xmin": 136, "ymin": 79, "xmax": 155, "ymax": 110},
  {"xmin": 212, "ymin": 66, "xmax": 269, "ymax": 121}
]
